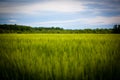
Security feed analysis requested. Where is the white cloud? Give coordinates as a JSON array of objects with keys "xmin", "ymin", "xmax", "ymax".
[
  {"xmin": 28, "ymin": 1, "xmax": 84, "ymax": 12},
  {"xmin": 0, "ymin": 0, "xmax": 119, "ymax": 15},
  {"xmin": 36, "ymin": 19, "xmax": 81, "ymax": 24},
  {"xmin": 34, "ymin": 16, "xmax": 120, "ymax": 25},
  {"xmin": 84, "ymin": 16, "xmax": 120, "ymax": 24},
  {"xmin": 8, "ymin": 20, "xmax": 17, "ymax": 23},
  {"xmin": 0, "ymin": 1, "xmax": 85, "ymax": 14}
]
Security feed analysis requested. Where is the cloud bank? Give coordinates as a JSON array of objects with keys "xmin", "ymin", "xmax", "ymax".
[{"xmin": 0, "ymin": 0, "xmax": 120, "ymax": 29}]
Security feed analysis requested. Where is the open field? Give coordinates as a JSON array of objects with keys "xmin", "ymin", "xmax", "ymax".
[{"xmin": 0, "ymin": 34, "xmax": 120, "ymax": 80}]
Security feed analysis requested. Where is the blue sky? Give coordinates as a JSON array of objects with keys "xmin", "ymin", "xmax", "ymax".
[{"xmin": 0, "ymin": 0, "xmax": 120, "ymax": 29}]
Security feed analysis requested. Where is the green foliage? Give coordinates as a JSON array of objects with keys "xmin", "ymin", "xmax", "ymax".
[
  {"xmin": 113, "ymin": 24, "xmax": 120, "ymax": 33},
  {"xmin": 0, "ymin": 34, "xmax": 120, "ymax": 80},
  {"xmin": 0, "ymin": 24, "xmax": 118, "ymax": 34}
]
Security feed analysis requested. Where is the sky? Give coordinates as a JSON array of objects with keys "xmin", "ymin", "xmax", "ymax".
[{"xmin": 0, "ymin": 0, "xmax": 120, "ymax": 29}]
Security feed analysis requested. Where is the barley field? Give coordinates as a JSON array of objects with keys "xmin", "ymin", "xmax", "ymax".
[{"xmin": 0, "ymin": 34, "xmax": 120, "ymax": 80}]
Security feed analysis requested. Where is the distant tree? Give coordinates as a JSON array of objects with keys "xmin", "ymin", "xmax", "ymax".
[
  {"xmin": 113, "ymin": 24, "xmax": 120, "ymax": 33},
  {"xmin": 118, "ymin": 25, "xmax": 120, "ymax": 33},
  {"xmin": 0, "ymin": 24, "xmax": 117, "ymax": 34},
  {"xmin": 113, "ymin": 25, "xmax": 117, "ymax": 33}
]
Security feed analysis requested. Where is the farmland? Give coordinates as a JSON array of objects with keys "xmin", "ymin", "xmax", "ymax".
[{"xmin": 0, "ymin": 34, "xmax": 120, "ymax": 80}]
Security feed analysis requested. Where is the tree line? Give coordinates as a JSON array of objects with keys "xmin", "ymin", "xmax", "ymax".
[{"xmin": 0, "ymin": 24, "xmax": 120, "ymax": 34}]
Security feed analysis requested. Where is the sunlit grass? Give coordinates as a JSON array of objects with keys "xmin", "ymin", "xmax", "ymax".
[{"xmin": 0, "ymin": 34, "xmax": 120, "ymax": 80}]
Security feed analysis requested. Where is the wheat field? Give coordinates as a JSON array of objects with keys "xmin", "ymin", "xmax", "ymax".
[{"xmin": 0, "ymin": 34, "xmax": 120, "ymax": 80}]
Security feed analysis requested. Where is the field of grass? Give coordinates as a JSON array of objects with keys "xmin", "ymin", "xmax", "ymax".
[{"xmin": 0, "ymin": 34, "xmax": 120, "ymax": 80}]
